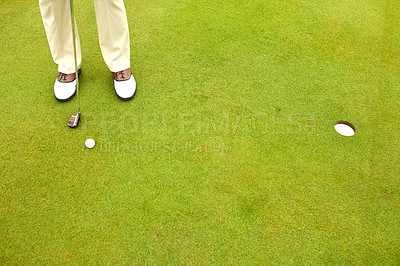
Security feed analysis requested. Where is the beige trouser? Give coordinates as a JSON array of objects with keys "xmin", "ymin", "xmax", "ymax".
[{"xmin": 39, "ymin": 0, "xmax": 130, "ymax": 74}]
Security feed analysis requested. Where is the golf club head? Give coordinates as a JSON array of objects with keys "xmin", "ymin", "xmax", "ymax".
[{"xmin": 68, "ymin": 112, "xmax": 80, "ymax": 128}]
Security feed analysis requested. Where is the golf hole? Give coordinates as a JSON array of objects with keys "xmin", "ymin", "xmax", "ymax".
[{"xmin": 335, "ymin": 121, "xmax": 356, "ymax": 136}]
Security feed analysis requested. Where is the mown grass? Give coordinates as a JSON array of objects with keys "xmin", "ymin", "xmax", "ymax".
[{"xmin": 1, "ymin": 0, "xmax": 399, "ymax": 264}]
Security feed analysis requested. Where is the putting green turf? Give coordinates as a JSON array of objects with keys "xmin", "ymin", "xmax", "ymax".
[{"xmin": 1, "ymin": 0, "xmax": 400, "ymax": 263}]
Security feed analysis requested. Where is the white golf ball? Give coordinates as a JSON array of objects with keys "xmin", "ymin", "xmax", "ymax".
[{"xmin": 85, "ymin": 138, "xmax": 95, "ymax": 148}]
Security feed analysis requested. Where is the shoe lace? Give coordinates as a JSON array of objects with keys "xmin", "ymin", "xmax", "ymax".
[
  {"xmin": 58, "ymin": 73, "xmax": 68, "ymax": 81},
  {"xmin": 117, "ymin": 70, "xmax": 126, "ymax": 80}
]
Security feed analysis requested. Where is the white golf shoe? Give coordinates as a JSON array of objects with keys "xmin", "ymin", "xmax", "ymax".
[
  {"xmin": 112, "ymin": 69, "xmax": 137, "ymax": 101},
  {"xmin": 54, "ymin": 69, "xmax": 81, "ymax": 102}
]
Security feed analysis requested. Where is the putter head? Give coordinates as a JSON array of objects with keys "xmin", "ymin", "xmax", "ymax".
[{"xmin": 68, "ymin": 112, "xmax": 80, "ymax": 128}]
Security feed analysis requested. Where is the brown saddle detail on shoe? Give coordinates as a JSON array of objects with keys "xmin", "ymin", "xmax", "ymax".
[
  {"xmin": 57, "ymin": 72, "xmax": 76, "ymax": 83},
  {"xmin": 112, "ymin": 68, "xmax": 131, "ymax": 81}
]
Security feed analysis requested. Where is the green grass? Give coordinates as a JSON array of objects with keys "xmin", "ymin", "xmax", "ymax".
[{"xmin": 1, "ymin": 0, "xmax": 400, "ymax": 264}]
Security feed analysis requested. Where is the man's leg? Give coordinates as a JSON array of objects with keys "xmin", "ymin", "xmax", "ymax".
[
  {"xmin": 39, "ymin": 0, "xmax": 82, "ymax": 102},
  {"xmin": 93, "ymin": 0, "xmax": 130, "ymax": 72},
  {"xmin": 94, "ymin": 0, "xmax": 136, "ymax": 101},
  {"xmin": 39, "ymin": 0, "xmax": 82, "ymax": 74}
]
